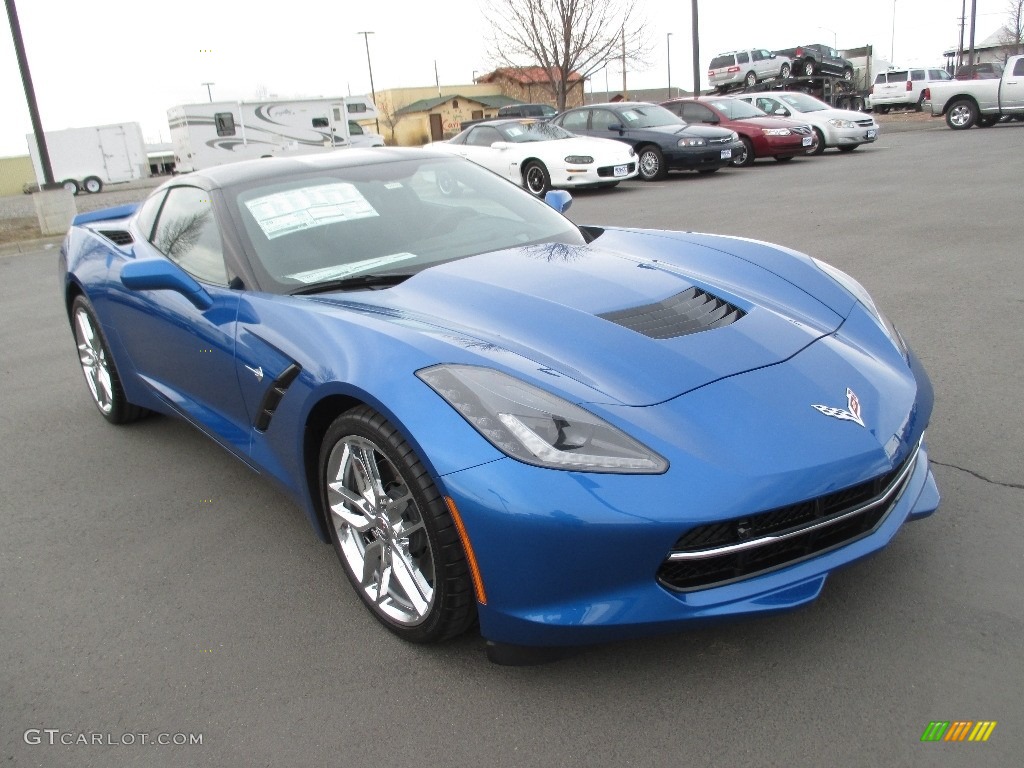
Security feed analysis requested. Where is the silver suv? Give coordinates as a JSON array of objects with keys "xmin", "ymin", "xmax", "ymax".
[
  {"xmin": 871, "ymin": 68, "xmax": 951, "ymax": 112},
  {"xmin": 708, "ymin": 49, "xmax": 793, "ymax": 89}
]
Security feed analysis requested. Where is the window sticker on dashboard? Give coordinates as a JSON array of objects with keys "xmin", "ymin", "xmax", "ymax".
[
  {"xmin": 286, "ymin": 253, "xmax": 418, "ymax": 284},
  {"xmin": 245, "ymin": 183, "xmax": 378, "ymax": 240},
  {"xmin": 620, "ymin": 111, "xmax": 639, "ymax": 122}
]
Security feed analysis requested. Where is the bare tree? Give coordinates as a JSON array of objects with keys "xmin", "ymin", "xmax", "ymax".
[
  {"xmin": 998, "ymin": 0, "xmax": 1024, "ymax": 61},
  {"xmin": 483, "ymin": 0, "xmax": 649, "ymax": 109},
  {"xmin": 375, "ymin": 95, "xmax": 406, "ymax": 145}
]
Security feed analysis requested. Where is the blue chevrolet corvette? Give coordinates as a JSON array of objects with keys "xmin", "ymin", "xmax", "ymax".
[{"xmin": 60, "ymin": 148, "xmax": 939, "ymax": 662}]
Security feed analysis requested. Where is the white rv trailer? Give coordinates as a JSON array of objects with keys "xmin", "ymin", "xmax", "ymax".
[
  {"xmin": 167, "ymin": 96, "xmax": 380, "ymax": 172},
  {"xmin": 26, "ymin": 122, "xmax": 148, "ymax": 195}
]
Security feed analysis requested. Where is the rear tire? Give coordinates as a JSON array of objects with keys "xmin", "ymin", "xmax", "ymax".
[
  {"xmin": 732, "ymin": 136, "xmax": 755, "ymax": 167},
  {"xmin": 62, "ymin": 179, "xmax": 80, "ymax": 195},
  {"xmin": 946, "ymin": 99, "xmax": 977, "ymax": 129},
  {"xmin": 83, "ymin": 176, "xmax": 103, "ymax": 194},
  {"xmin": 802, "ymin": 60, "xmax": 816, "ymax": 77},
  {"xmin": 71, "ymin": 295, "xmax": 148, "ymax": 424},
  {"xmin": 780, "ymin": 63, "xmax": 791, "ymax": 79},
  {"xmin": 807, "ymin": 127, "xmax": 826, "ymax": 156},
  {"xmin": 745, "ymin": 71, "xmax": 757, "ymax": 87},
  {"xmin": 637, "ymin": 146, "xmax": 667, "ymax": 181}
]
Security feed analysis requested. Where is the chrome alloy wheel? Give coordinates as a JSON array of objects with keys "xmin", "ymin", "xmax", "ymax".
[
  {"xmin": 326, "ymin": 436, "xmax": 436, "ymax": 626},
  {"xmin": 639, "ymin": 150, "xmax": 660, "ymax": 178},
  {"xmin": 74, "ymin": 307, "xmax": 114, "ymax": 415},
  {"xmin": 948, "ymin": 104, "xmax": 973, "ymax": 128}
]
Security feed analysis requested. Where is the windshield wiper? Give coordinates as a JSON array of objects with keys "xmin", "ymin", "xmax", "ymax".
[{"xmin": 289, "ymin": 273, "xmax": 413, "ymax": 295}]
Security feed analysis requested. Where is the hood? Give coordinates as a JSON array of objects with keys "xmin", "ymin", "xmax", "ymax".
[
  {"xmin": 313, "ymin": 229, "xmax": 848, "ymax": 407},
  {"xmin": 636, "ymin": 123, "xmax": 735, "ymax": 139}
]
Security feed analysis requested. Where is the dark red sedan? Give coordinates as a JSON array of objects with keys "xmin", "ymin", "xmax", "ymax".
[{"xmin": 661, "ymin": 96, "xmax": 817, "ymax": 166}]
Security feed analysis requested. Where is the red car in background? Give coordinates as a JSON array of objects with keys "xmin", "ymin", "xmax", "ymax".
[{"xmin": 661, "ymin": 96, "xmax": 816, "ymax": 167}]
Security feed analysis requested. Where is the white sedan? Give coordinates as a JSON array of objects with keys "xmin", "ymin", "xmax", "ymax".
[
  {"xmin": 429, "ymin": 119, "xmax": 638, "ymax": 195},
  {"xmin": 737, "ymin": 91, "xmax": 879, "ymax": 154}
]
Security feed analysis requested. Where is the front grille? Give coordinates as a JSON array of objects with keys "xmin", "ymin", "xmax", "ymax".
[
  {"xmin": 708, "ymin": 136, "xmax": 733, "ymax": 145},
  {"xmin": 599, "ymin": 286, "xmax": 745, "ymax": 339},
  {"xmin": 791, "ymin": 125, "xmax": 811, "ymax": 136},
  {"xmin": 855, "ymin": 119, "xmax": 875, "ymax": 127},
  {"xmin": 597, "ymin": 162, "xmax": 636, "ymax": 178},
  {"xmin": 657, "ymin": 443, "xmax": 919, "ymax": 591}
]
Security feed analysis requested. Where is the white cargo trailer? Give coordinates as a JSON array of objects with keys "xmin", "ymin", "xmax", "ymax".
[
  {"xmin": 168, "ymin": 96, "xmax": 380, "ymax": 172},
  {"xmin": 26, "ymin": 122, "xmax": 148, "ymax": 195}
]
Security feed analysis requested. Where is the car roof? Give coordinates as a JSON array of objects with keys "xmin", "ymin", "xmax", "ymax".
[{"xmin": 166, "ymin": 148, "xmax": 449, "ymax": 190}]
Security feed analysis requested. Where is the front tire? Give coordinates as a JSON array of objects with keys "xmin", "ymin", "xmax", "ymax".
[
  {"xmin": 320, "ymin": 406, "xmax": 476, "ymax": 643},
  {"xmin": 71, "ymin": 295, "xmax": 147, "ymax": 424},
  {"xmin": 745, "ymin": 71, "xmax": 757, "ymax": 87},
  {"xmin": 780, "ymin": 63, "xmax": 791, "ymax": 79},
  {"xmin": 946, "ymin": 99, "xmax": 977, "ymax": 129},
  {"xmin": 637, "ymin": 146, "xmax": 667, "ymax": 181},
  {"xmin": 802, "ymin": 60, "xmax": 816, "ymax": 77},
  {"xmin": 62, "ymin": 179, "xmax": 80, "ymax": 195},
  {"xmin": 523, "ymin": 161, "xmax": 551, "ymax": 196}
]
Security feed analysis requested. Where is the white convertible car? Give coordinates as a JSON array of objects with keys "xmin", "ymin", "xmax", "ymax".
[{"xmin": 429, "ymin": 119, "xmax": 638, "ymax": 195}]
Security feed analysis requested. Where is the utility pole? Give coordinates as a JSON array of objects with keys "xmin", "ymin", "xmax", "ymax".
[
  {"xmin": 5, "ymin": 0, "xmax": 57, "ymax": 189},
  {"xmin": 357, "ymin": 31, "xmax": 380, "ymax": 133},
  {"xmin": 957, "ymin": 0, "xmax": 967, "ymax": 69},
  {"xmin": 202, "ymin": 82, "xmax": 215, "ymax": 102},
  {"xmin": 667, "ymin": 32, "xmax": 673, "ymax": 98},
  {"xmin": 691, "ymin": 0, "xmax": 700, "ymax": 97},
  {"xmin": 967, "ymin": 0, "xmax": 978, "ymax": 66},
  {"xmin": 621, "ymin": 27, "xmax": 627, "ymax": 99}
]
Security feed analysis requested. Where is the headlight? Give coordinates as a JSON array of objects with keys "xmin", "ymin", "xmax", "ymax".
[
  {"xmin": 827, "ymin": 119, "xmax": 858, "ymax": 128},
  {"xmin": 730, "ymin": 131, "xmax": 739, "ymax": 142},
  {"xmin": 677, "ymin": 137, "xmax": 707, "ymax": 147},
  {"xmin": 564, "ymin": 155, "xmax": 594, "ymax": 164},
  {"xmin": 813, "ymin": 259, "xmax": 908, "ymax": 356},
  {"xmin": 762, "ymin": 128, "xmax": 792, "ymax": 136},
  {"xmin": 417, "ymin": 365, "xmax": 668, "ymax": 474}
]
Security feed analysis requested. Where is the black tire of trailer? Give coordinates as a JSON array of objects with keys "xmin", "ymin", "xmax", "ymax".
[{"xmin": 83, "ymin": 177, "xmax": 103, "ymax": 194}]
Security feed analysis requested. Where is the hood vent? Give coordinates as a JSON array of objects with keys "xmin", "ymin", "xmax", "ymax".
[
  {"xmin": 99, "ymin": 230, "xmax": 134, "ymax": 246},
  {"xmin": 599, "ymin": 286, "xmax": 745, "ymax": 339}
]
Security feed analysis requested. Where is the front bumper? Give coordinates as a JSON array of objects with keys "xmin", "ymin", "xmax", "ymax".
[
  {"xmin": 826, "ymin": 123, "xmax": 880, "ymax": 147},
  {"xmin": 665, "ymin": 140, "xmax": 744, "ymax": 170},
  {"xmin": 551, "ymin": 161, "xmax": 638, "ymax": 188}
]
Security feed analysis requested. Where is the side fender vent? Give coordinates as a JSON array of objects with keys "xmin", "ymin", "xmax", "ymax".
[
  {"xmin": 599, "ymin": 286, "xmax": 745, "ymax": 339},
  {"xmin": 254, "ymin": 364, "xmax": 302, "ymax": 432}
]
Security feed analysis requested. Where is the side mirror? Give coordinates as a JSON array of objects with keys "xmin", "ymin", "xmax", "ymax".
[
  {"xmin": 544, "ymin": 189, "xmax": 572, "ymax": 214},
  {"xmin": 775, "ymin": 108, "xmax": 789, "ymax": 117},
  {"xmin": 490, "ymin": 141, "xmax": 511, "ymax": 150},
  {"xmin": 121, "ymin": 258, "xmax": 213, "ymax": 310},
  {"xmin": 769, "ymin": 53, "xmax": 777, "ymax": 59},
  {"xmin": 607, "ymin": 123, "xmax": 625, "ymax": 133}
]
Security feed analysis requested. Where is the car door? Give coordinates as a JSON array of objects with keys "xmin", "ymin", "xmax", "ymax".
[
  {"xmin": 107, "ymin": 184, "xmax": 252, "ymax": 457},
  {"xmin": 752, "ymin": 95, "xmax": 789, "ymax": 118},
  {"xmin": 679, "ymin": 102, "xmax": 719, "ymax": 126},
  {"xmin": 557, "ymin": 108, "xmax": 591, "ymax": 136},
  {"xmin": 458, "ymin": 125, "xmax": 514, "ymax": 180},
  {"xmin": 751, "ymin": 50, "xmax": 771, "ymax": 80},
  {"xmin": 1003, "ymin": 57, "xmax": 1024, "ymax": 111}
]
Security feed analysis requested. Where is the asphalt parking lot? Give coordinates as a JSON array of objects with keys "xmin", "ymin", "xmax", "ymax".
[{"xmin": 2, "ymin": 123, "xmax": 1022, "ymax": 767}]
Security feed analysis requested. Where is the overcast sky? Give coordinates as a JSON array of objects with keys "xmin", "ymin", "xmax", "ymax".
[{"xmin": 0, "ymin": 0, "xmax": 1011, "ymax": 156}]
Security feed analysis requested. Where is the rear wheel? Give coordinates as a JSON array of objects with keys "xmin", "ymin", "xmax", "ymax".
[
  {"xmin": 62, "ymin": 179, "xmax": 80, "ymax": 195},
  {"xmin": 780, "ymin": 63, "xmax": 791, "ymax": 79},
  {"xmin": 637, "ymin": 146, "xmax": 667, "ymax": 181},
  {"xmin": 523, "ymin": 161, "xmax": 551, "ymax": 196},
  {"xmin": 802, "ymin": 60, "xmax": 816, "ymax": 77},
  {"xmin": 83, "ymin": 176, "xmax": 103, "ymax": 194},
  {"xmin": 732, "ymin": 136, "xmax": 755, "ymax": 167},
  {"xmin": 946, "ymin": 99, "xmax": 977, "ymax": 129},
  {"xmin": 71, "ymin": 296, "xmax": 148, "ymax": 424},
  {"xmin": 745, "ymin": 71, "xmax": 757, "ymax": 87},
  {"xmin": 320, "ymin": 406, "xmax": 476, "ymax": 643},
  {"xmin": 807, "ymin": 127, "xmax": 826, "ymax": 156}
]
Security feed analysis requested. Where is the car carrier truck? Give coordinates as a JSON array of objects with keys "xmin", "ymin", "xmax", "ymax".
[
  {"xmin": 26, "ymin": 122, "xmax": 148, "ymax": 195},
  {"xmin": 168, "ymin": 96, "xmax": 380, "ymax": 172}
]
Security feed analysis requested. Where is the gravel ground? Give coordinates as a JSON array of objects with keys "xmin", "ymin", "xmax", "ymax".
[{"xmin": 0, "ymin": 176, "xmax": 164, "ymax": 244}]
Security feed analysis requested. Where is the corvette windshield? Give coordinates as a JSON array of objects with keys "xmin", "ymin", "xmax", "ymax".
[
  {"xmin": 499, "ymin": 122, "xmax": 573, "ymax": 142},
  {"xmin": 229, "ymin": 157, "xmax": 585, "ymax": 292}
]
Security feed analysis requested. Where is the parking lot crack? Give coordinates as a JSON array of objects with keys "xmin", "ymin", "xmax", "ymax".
[{"xmin": 930, "ymin": 460, "xmax": 1024, "ymax": 491}]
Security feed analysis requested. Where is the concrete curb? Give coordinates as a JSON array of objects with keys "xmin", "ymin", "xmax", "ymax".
[{"xmin": 0, "ymin": 235, "xmax": 63, "ymax": 257}]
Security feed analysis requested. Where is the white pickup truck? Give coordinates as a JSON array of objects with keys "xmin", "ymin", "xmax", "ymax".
[{"xmin": 927, "ymin": 55, "xmax": 1024, "ymax": 129}]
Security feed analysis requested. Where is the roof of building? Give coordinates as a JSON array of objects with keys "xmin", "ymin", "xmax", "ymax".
[
  {"xmin": 477, "ymin": 67, "xmax": 584, "ymax": 84},
  {"xmin": 395, "ymin": 94, "xmax": 523, "ymax": 116}
]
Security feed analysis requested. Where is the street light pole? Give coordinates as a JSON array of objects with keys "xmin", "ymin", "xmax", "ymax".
[
  {"xmin": 357, "ymin": 31, "xmax": 380, "ymax": 133},
  {"xmin": 667, "ymin": 32, "xmax": 673, "ymax": 97},
  {"xmin": 202, "ymin": 82, "xmax": 215, "ymax": 102}
]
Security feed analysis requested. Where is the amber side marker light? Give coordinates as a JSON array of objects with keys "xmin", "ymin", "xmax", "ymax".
[{"xmin": 444, "ymin": 496, "xmax": 487, "ymax": 605}]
